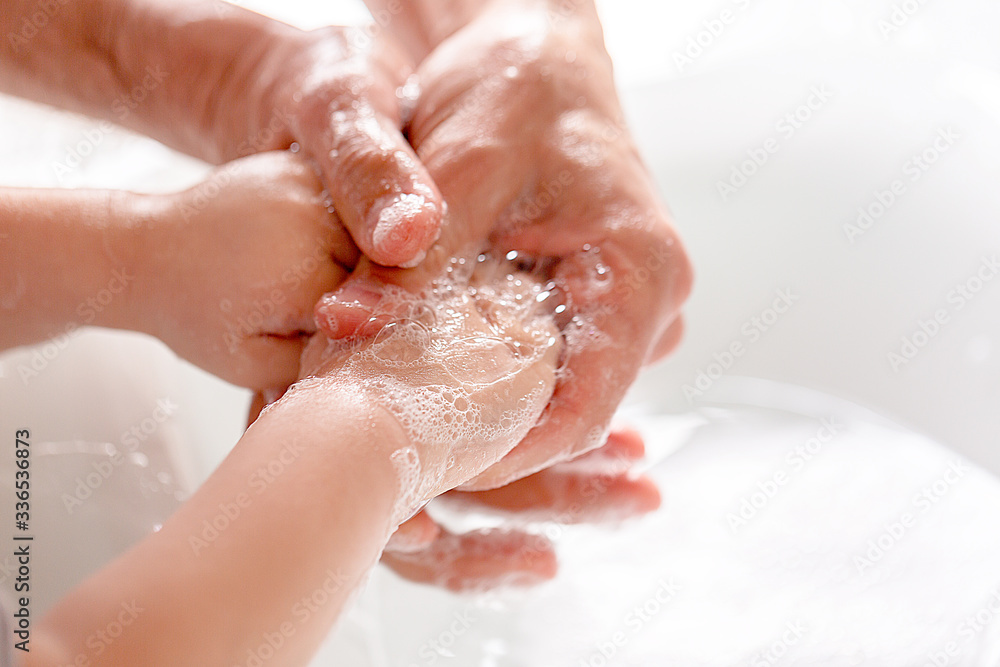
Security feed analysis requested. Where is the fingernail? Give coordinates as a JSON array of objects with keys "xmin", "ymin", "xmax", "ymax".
[
  {"xmin": 314, "ymin": 284, "xmax": 383, "ymax": 338},
  {"xmin": 315, "ymin": 303, "xmax": 339, "ymax": 336},
  {"xmin": 331, "ymin": 281, "xmax": 383, "ymax": 310},
  {"xmin": 371, "ymin": 194, "xmax": 434, "ymax": 264},
  {"xmin": 398, "ymin": 247, "xmax": 427, "ymax": 269}
]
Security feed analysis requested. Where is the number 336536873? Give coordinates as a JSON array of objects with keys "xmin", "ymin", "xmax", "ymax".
[{"xmin": 15, "ymin": 429, "xmax": 30, "ymax": 521}]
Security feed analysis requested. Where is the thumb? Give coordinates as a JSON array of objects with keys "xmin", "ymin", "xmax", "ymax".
[
  {"xmin": 301, "ymin": 102, "xmax": 444, "ymax": 268},
  {"xmin": 313, "ymin": 240, "xmax": 460, "ymax": 340},
  {"xmin": 314, "ymin": 246, "xmax": 447, "ymax": 339}
]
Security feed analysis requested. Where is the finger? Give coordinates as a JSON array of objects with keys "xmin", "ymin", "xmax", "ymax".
[
  {"xmin": 312, "ymin": 247, "xmax": 461, "ymax": 340},
  {"xmin": 385, "ymin": 509, "xmax": 441, "ymax": 553},
  {"xmin": 556, "ymin": 428, "xmax": 646, "ymax": 474},
  {"xmin": 443, "ymin": 469, "xmax": 660, "ymax": 524},
  {"xmin": 312, "ymin": 259, "xmax": 394, "ymax": 340},
  {"xmin": 381, "ymin": 528, "xmax": 557, "ymax": 592},
  {"xmin": 645, "ymin": 314, "xmax": 685, "ymax": 365},
  {"xmin": 297, "ymin": 100, "xmax": 444, "ymax": 268}
]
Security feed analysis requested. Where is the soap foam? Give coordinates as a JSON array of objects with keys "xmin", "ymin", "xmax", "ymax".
[
  {"xmin": 309, "ymin": 254, "xmax": 563, "ymax": 523},
  {"xmin": 306, "ymin": 247, "xmax": 620, "ymax": 525}
]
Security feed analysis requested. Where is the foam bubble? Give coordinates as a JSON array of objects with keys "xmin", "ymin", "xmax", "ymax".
[{"xmin": 305, "ymin": 254, "xmax": 564, "ymax": 522}]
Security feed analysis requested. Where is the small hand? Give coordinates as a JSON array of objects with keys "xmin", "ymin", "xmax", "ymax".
[
  {"xmin": 139, "ymin": 151, "xmax": 357, "ymax": 390},
  {"xmin": 297, "ymin": 258, "xmax": 562, "ymax": 507}
]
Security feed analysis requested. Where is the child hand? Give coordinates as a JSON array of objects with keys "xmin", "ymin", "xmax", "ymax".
[
  {"xmin": 134, "ymin": 151, "xmax": 358, "ymax": 390},
  {"xmin": 295, "ymin": 256, "xmax": 561, "ymax": 518}
]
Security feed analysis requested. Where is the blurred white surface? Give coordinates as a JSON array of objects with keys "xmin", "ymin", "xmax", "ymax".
[
  {"xmin": 348, "ymin": 383, "xmax": 1000, "ymax": 666},
  {"xmin": 1, "ymin": 0, "xmax": 998, "ymax": 664}
]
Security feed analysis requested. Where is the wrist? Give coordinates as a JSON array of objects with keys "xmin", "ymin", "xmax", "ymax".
[
  {"xmin": 281, "ymin": 368, "xmax": 453, "ymax": 521},
  {"xmin": 265, "ymin": 376, "xmax": 413, "ymax": 513},
  {"xmin": 105, "ymin": 191, "xmax": 174, "ymax": 337}
]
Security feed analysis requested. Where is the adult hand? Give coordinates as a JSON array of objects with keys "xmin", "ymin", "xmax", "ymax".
[
  {"xmin": 317, "ymin": 1, "xmax": 692, "ymax": 490},
  {"xmin": 381, "ymin": 429, "xmax": 661, "ymax": 591},
  {"xmin": 1, "ymin": 1, "xmax": 444, "ymax": 269},
  {"xmin": 249, "ymin": 25, "xmax": 444, "ymax": 267}
]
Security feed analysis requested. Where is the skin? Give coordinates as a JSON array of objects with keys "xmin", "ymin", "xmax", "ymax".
[
  {"xmin": 8, "ymin": 159, "xmax": 560, "ymax": 666},
  {"xmin": 331, "ymin": 0, "xmax": 694, "ymax": 487},
  {"xmin": 0, "ymin": 0, "xmax": 442, "ymax": 267},
  {"xmin": 317, "ymin": 0, "xmax": 692, "ymax": 583},
  {"xmin": 1, "ymin": 152, "xmax": 354, "ymax": 391},
  {"xmin": 1, "ymin": 0, "xmax": 688, "ymax": 592}
]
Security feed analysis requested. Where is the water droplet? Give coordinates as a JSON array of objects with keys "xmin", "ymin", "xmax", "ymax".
[
  {"xmin": 289, "ymin": 142, "xmax": 300, "ymax": 153},
  {"xmin": 372, "ymin": 320, "xmax": 429, "ymax": 363},
  {"xmin": 506, "ymin": 250, "xmax": 519, "ymax": 261},
  {"xmin": 565, "ymin": 50, "xmax": 577, "ymax": 63},
  {"xmin": 504, "ymin": 66, "xmax": 519, "ymax": 79}
]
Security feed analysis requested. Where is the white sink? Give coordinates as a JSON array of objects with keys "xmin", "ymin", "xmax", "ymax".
[{"xmin": 1, "ymin": 1, "xmax": 999, "ymax": 664}]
